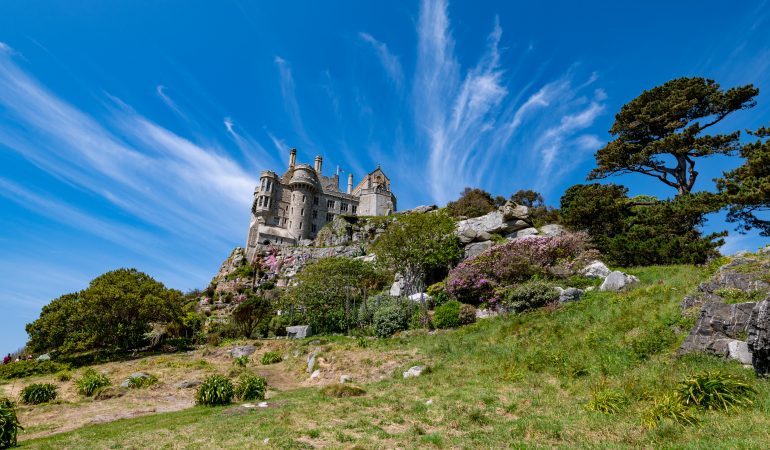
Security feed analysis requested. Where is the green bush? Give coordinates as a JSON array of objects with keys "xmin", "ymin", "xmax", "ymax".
[
  {"xmin": 426, "ymin": 282, "xmax": 449, "ymax": 307},
  {"xmin": 585, "ymin": 388, "xmax": 626, "ymax": 414},
  {"xmin": 196, "ymin": 375, "xmax": 234, "ymax": 406},
  {"xmin": 235, "ymin": 374, "xmax": 267, "ymax": 401},
  {"xmin": 641, "ymin": 393, "xmax": 699, "ymax": 429},
  {"xmin": 433, "ymin": 301, "xmax": 461, "ymax": 329},
  {"xmin": 233, "ymin": 355, "xmax": 249, "ymax": 368},
  {"xmin": 676, "ymin": 371, "xmax": 756, "ymax": 411},
  {"xmin": 373, "ymin": 303, "xmax": 411, "ymax": 337},
  {"xmin": 500, "ymin": 280, "xmax": 559, "ymax": 313},
  {"xmin": 55, "ymin": 371, "xmax": 72, "ymax": 382},
  {"xmin": 0, "ymin": 398, "xmax": 22, "ymax": 449},
  {"xmin": 75, "ymin": 369, "xmax": 111, "ymax": 397},
  {"xmin": 458, "ymin": 304, "xmax": 477, "ymax": 325},
  {"xmin": 320, "ymin": 383, "xmax": 366, "ymax": 398},
  {"xmin": 0, "ymin": 360, "xmax": 69, "ymax": 380},
  {"xmin": 20, "ymin": 383, "xmax": 58, "ymax": 405},
  {"xmin": 127, "ymin": 374, "xmax": 158, "ymax": 389},
  {"xmin": 260, "ymin": 351, "xmax": 282, "ymax": 365}
]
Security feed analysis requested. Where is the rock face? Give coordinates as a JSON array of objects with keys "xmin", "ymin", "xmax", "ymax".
[
  {"xmin": 229, "ymin": 345, "xmax": 256, "ymax": 358},
  {"xmin": 401, "ymin": 205, "xmax": 437, "ymax": 214},
  {"xmin": 581, "ymin": 261, "xmax": 611, "ymax": 279},
  {"xmin": 464, "ymin": 240, "xmax": 493, "ymax": 259},
  {"xmin": 747, "ymin": 298, "xmax": 770, "ymax": 375},
  {"xmin": 727, "ymin": 339, "xmax": 753, "ymax": 365},
  {"xmin": 599, "ymin": 271, "xmax": 639, "ymax": 292},
  {"xmin": 556, "ymin": 287, "xmax": 583, "ymax": 303},
  {"xmin": 679, "ymin": 302, "xmax": 756, "ymax": 358},
  {"xmin": 286, "ymin": 325, "xmax": 312, "ymax": 339},
  {"xmin": 539, "ymin": 224, "xmax": 566, "ymax": 237},
  {"xmin": 681, "ymin": 257, "xmax": 770, "ymax": 311},
  {"xmin": 511, "ymin": 227, "xmax": 538, "ymax": 239},
  {"xmin": 314, "ymin": 215, "xmax": 394, "ymax": 247},
  {"xmin": 455, "ymin": 201, "xmax": 533, "ymax": 238}
]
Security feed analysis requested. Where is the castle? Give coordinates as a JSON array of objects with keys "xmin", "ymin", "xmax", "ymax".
[{"xmin": 245, "ymin": 148, "xmax": 397, "ymax": 259}]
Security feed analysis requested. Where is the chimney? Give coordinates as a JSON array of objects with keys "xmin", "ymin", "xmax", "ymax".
[
  {"xmin": 314, "ymin": 155, "xmax": 323, "ymax": 174},
  {"xmin": 347, "ymin": 173, "xmax": 353, "ymax": 194},
  {"xmin": 289, "ymin": 148, "xmax": 297, "ymax": 169}
]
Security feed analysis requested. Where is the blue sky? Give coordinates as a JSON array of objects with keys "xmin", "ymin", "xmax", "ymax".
[{"xmin": 1, "ymin": 0, "xmax": 769, "ymax": 354}]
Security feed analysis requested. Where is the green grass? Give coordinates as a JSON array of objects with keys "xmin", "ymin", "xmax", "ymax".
[{"xmin": 21, "ymin": 264, "xmax": 770, "ymax": 449}]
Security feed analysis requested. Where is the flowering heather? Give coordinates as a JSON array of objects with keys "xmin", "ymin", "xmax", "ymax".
[{"xmin": 446, "ymin": 232, "xmax": 591, "ymax": 304}]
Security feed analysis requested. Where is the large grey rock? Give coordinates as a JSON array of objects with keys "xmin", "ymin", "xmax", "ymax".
[
  {"xmin": 456, "ymin": 209, "xmax": 531, "ymax": 237},
  {"xmin": 403, "ymin": 365, "xmax": 426, "ymax": 379},
  {"xmin": 727, "ymin": 339, "xmax": 753, "ymax": 365},
  {"xmin": 464, "ymin": 240, "xmax": 493, "ymax": 259},
  {"xmin": 500, "ymin": 201, "xmax": 530, "ymax": 221},
  {"xmin": 403, "ymin": 205, "xmax": 437, "ymax": 214},
  {"xmin": 747, "ymin": 298, "xmax": 770, "ymax": 375},
  {"xmin": 679, "ymin": 302, "xmax": 756, "ymax": 356},
  {"xmin": 680, "ymin": 258, "xmax": 770, "ymax": 311},
  {"xmin": 511, "ymin": 227, "xmax": 538, "ymax": 239},
  {"xmin": 539, "ymin": 224, "xmax": 566, "ymax": 237},
  {"xmin": 389, "ymin": 273, "xmax": 406, "ymax": 296},
  {"xmin": 555, "ymin": 287, "xmax": 584, "ymax": 303},
  {"xmin": 36, "ymin": 353, "xmax": 50, "ymax": 362},
  {"xmin": 286, "ymin": 325, "xmax": 312, "ymax": 339},
  {"xmin": 229, "ymin": 345, "xmax": 257, "ymax": 358},
  {"xmin": 177, "ymin": 380, "xmax": 201, "ymax": 389},
  {"xmin": 339, "ymin": 374, "xmax": 353, "ymax": 384},
  {"xmin": 120, "ymin": 372, "xmax": 152, "ymax": 388},
  {"xmin": 307, "ymin": 350, "xmax": 319, "ymax": 373},
  {"xmin": 599, "ymin": 271, "xmax": 639, "ymax": 292},
  {"xmin": 581, "ymin": 261, "xmax": 611, "ymax": 279}
]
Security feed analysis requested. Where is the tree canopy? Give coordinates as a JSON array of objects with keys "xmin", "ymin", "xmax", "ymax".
[
  {"xmin": 589, "ymin": 77, "xmax": 758, "ymax": 195},
  {"xmin": 446, "ymin": 187, "xmax": 503, "ymax": 218},
  {"xmin": 716, "ymin": 125, "xmax": 770, "ymax": 236}
]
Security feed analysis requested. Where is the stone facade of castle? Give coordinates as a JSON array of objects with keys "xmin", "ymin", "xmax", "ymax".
[{"xmin": 245, "ymin": 148, "xmax": 397, "ymax": 259}]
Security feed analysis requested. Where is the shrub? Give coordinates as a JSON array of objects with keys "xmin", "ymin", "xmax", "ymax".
[
  {"xmin": 196, "ymin": 375, "xmax": 234, "ymax": 406},
  {"xmin": 235, "ymin": 374, "xmax": 267, "ymax": 401},
  {"xmin": 373, "ymin": 302, "xmax": 411, "ymax": 338},
  {"xmin": 320, "ymin": 383, "xmax": 366, "ymax": 398},
  {"xmin": 641, "ymin": 393, "xmax": 699, "ymax": 429},
  {"xmin": 233, "ymin": 355, "xmax": 249, "ymax": 368},
  {"xmin": 0, "ymin": 398, "xmax": 22, "ymax": 449},
  {"xmin": 426, "ymin": 281, "xmax": 450, "ymax": 307},
  {"xmin": 75, "ymin": 369, "xmax": 111, "ymax": 397},
  {"xmin": 446, "ymin": 233, "xmax": 591, "ymax": 305},
  {"xmin": 458, "ymin": 304, "xmax": 477, "ymax": 325},
  {"xmin": 0, "ymin": 360, "xmax": 69, "ymax": 380},
  {"xmin": 585, "ymin": 389, "xmax": 626, "ymax": 414},
  {"xmin": 676, "ymin": 371, "xmax": 756, "ymax": 411},
  {"xmin": 499, "ymin": 280, "xmax": 559, "ymax": 313},
  {"xmin": 55, "ymin": 371, "xmax": 72, "ymax": 382},
  {"xmin": 20, "ymin": 383, "xmax": 58, "ymax": 405},
  {"xmin": 446, "ymin": 187, "xmax": 498, "ymax": 219},
  {"xmin": 409, "ymin": 308, "xmax": 433, "ymax": 330},
  {"xmin": 433, "ymin": 301, "xmax": 461, "ymax": 329},
  {"xmin": 127, "ymin": 374, "xmax": 158, "ymax": 389},
  {"xmin": 260, "ymin": 351, "xmax": 282, "ymax": 365}
]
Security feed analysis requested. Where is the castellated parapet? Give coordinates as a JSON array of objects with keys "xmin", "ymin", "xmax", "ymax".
[{"xmin": 245, "ymin": 148, "xmax": 397, "ymax": 260}]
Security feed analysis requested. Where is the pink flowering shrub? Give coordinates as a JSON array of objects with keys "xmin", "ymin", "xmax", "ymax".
[{"xmin": 446, "ymin": 232, "xmax": 592, "ymax": 305}]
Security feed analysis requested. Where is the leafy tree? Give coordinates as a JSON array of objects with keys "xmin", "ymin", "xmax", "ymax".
[
  {"xmin": 560, "ymin": 184, "xmax": 630, "ymax": 249},
  {"xmin": 231, "ymin": 293, "xmax": 273, "ymax": 337},
  {"xmin": 510, "ymin": 189, "xmax": 560, "ymax": 226},
  {"xmin": 589, "ymin": 77, "xmax": 758, "ymax": 195},
  {"xmin": 446, "ymin": 187, "xmax": 497, "ymax": 218},
  {"xmin": 510, "ymin": 189, "xmax": 545, "ymax": 208},
  {"xmin": 26, "ymin": 269, "xmax": 186, "ymax": 354},
  {"xmin": 371, "ymin": 211, "xmax": 462, "ymax": 295},
  {"xmin": 284, "ymin": 258, "xmax": 388, "ymax": 334},
  {"xmin": 716, "ymin": 126, "xmax": 770, "ymax": 236}
]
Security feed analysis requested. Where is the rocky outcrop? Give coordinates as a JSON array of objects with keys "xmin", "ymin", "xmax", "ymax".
[
  {"xmin": 464, "ymin": 240, "xmax": 493, "ymax": 259},
  {"xmin": 681, "ymin": 257, "xmax": 770, "ymax": 311},
  {"xmin": 314, "ymin": 215, "xmax": 393, "ymax": 247},
  {"xmin": 556, "ymin": 287, "xmax": 583, "ymax": 303},
  {"xmin": 581, "ymin": 261, "xmax": 611, "ymax": 279},
  {"xmin": 679, "ymin": 302, "xmax": 756, "ymax": 357},
  {"xmin": 600, "ymin": 271, "xmax": 639, "ymax": 291},
  {"xmin": 455, "ymin": 201, "xmax": 533, "ymax": 239},
  {"xmin": 539, "ymin": 224, "xmax": 566, "ymax": 237},
  {"xmin": 400, "ymin": 205, "xmax": 438, "ymax": 214},
  {"xmin": 747, "ymin": 298, "xmax": 770, "ymax": 375}
]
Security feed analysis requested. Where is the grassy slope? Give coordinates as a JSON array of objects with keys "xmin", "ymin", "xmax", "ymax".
[{"xmin": 21, "ymin": 264, "xmax": 770, "ymax": 449}]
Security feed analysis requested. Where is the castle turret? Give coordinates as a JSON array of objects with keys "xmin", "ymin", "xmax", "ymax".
[
  {"xmin": 347, "ymin": 173, "xmax": 353, "ymax": 194},
  {"xmin": 289, "ymin": 148, "xmax": 297, "ymax": 169},
  {"xmin": 287, "ymin": 165, "xmax": 318, "ymax": 240},
  {"xmin": 314, "ymin": 155, "xmax": 323, "ymax": 174}
]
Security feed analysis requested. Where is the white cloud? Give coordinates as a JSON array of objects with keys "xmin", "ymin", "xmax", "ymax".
[
  {"xmin": 274, "ymin": 56, "xmax": 308, "ymax": 142},
  {"xmin": 359, "ymin": 32, "xmax": 404, "ymax": 89}
]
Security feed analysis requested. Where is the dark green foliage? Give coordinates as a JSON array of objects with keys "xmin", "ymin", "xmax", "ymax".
[
  {"xmin": 127, "ymin": 375, "xmax": 158, "ymax": 389},
  {"xmin": 500, "ymin": 280, "xmax": 559, "ymax": 313},
  {"xmin": 433, "ymin": 301, "xmax": 462, "ymax": 329},
  {"xmin": 284, "ymin": 258, "xmax": 388, "ymax": 334},
  {"xmin": 458, "ymin": 304, "xmax": 477, "ymax": 325},
  {"xmin": 260, "ymin": 351, "xmax": 282, "ymax": 365},
  {"xmin": 717, "ymin": 125, "xmax": 770, "ymax": 236},
  {"xmin": 0, "ymin": 360, "xmax": 69, "ymax": 380},
  {"xmin": 26, "ymin": 269, "xmax": 188, "ymax": 355},
  {"xmin": 232, "ymin": 356, "xmax": 249, "ymax": 368},
  {"xmin": 371, "ymin": 211, "xmax": 462, "ymax": 295},
  {"xmin": 226, "ymin": 264, "xmax": 254, "ymax": 281},
  {"xmin": 196, "ymin": 375, "xmax": 234, "ymax": 406},
  {"xmin": 373, "ymin": 302, "xmax": 414, "ymax": 338},
  {"xmin": 509, "ymin": 189, "xmax": 560, "ymax": 227},
  {"xmin": 235, "ymin": 374, "xmax": 267, "ymax": 401},
  {"xmin": 20, "ymin": 383, "xmax": 57, "ymax": 405},
  {"xmin": 446, "ymin": 187, "xmax": 497, "ymax": 218},
  {"xmin": 589, "ymin": 77, "xmax": 758, "ymax": 195},
  {"xmin": 560, "ymin": 184, "xmax": 722, "ymax": 266},
  {"xmin": 426, "ymin": 281, "xmax": 450, "ymax": 307},
  {"xmin": 320, "ymin": 383, "xmax": 366, "ymax": 398},
  {"xmin": 231, "ymin": 294, "xmax": 273, "ymax": 338},
  {"xmin": 0, "ymin": 398, "xmax": 22, "ymax": 449},
  {"xmin": 75, "ymin": 369, "xmax": 111, "ymax": 397},
  {"xmin": 676, "ymin": 371, "xmax": 756, "ymax": 411}
]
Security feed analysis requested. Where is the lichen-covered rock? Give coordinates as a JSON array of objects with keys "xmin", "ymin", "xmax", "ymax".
[
  {"xmin": 229, "ymin": 345, "xmax": 256, "ymax": 358},
  {"xmin": 555, "ymin": 287, "xmax": 583, "ymax": 303},
  {"xmin": 509, "ymin": 227, "xmax": 538, "ymax": 239},
  {"xmin": 401, "ymin": 205, "xmax": 437, "ymax": 214},
  {"xmin": 539, "ymin": 224, "xmax": 566, "ymax": 237},
  {"xmin": 456, "ymin": 202, "xmax": 533, "ymax": 239},
  {"xmin": 599, "ymin": 271, "xmax": 639, "ymax": 291},
  {"xmin": 679, "ymin": 302, "xmax": 756, "ymax": 357},
  {"xmin": 286, "ymin": 325, "xmax": 312, "ymax": 339},
  {"xmin": 313, "ymin": 215, "xmax": 394, "ymax": 247},
  {"xmin": 747, "ymin": 298, "xmax": 770, "ymax": 375},
  {"xmin": 403, "ymin": 365, "xmax": 426, "ymax": 379},
  {"xmin": 680, "ymin": 257, "xmax": 770, "ymax": 311},
  {"xmin": 580, "ymin": 261, "xmax": 611, "ymax": 279},
  {"xmin": 464, "ymin": 240, "xmax": 493, "ymax": 259},
  {"xmin": 727, "ymin": 339, "xmax": 753, "ymax": 365}
]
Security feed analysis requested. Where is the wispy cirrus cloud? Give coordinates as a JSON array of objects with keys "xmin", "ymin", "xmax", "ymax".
[
  {"xmin": 274, "ymin": 56, "xmax": 309, "ymax": 142},
  {"xmin": 359, "ymin": 32, "xmax": 404, "ymax": 89}
]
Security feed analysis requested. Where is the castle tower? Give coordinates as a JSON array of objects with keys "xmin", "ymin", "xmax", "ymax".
[
  {"xmin": 287, "ymin": 164, "xmax": 317, "ymax": 241},
  {"xmin": 289, "ymin": 148, "xmax": 297, "ymax": 169},
  {"xmin": 347, "ymin": 173, "xmax": 353, "ymax": 194},
  {"xmin": 314, "ymin": 155, "xmax": 323, "ymax": 173}
]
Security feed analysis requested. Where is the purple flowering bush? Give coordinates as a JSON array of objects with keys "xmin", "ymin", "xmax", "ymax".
[{"xmin": 446, "ymin": 232, "xmax": 593, "ymax": 305}]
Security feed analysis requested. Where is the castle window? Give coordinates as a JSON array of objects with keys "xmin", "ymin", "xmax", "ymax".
[
  {"xmin": 301, "ymin": 208, "xmax": 304, "ymax": 216},
  {"xmin": 302, "ymin": 194, "xmax": 306, "ymax": 203},
  {"xmin": 327, "ymin": 199, "xmax": 335, "ymax": 209},
  {"xmin": 273, "ymin": 217, "xmax": 280, "ymax": 225},
  {"xmin": 267, "ymin": 180, "xmax": 272, "ymax": 191},
  {"xmin": 314, "ymin": 196, "xmax": 319, "ymax": 205},
  {"xmin": 311, "ymin": 224, "xmax": 317, "ymax": 233},
  {"xmin": 326, "ymin": 213, "xmax": 334, "ymax": 222},
  {"xmin": 312, "ymin": 210, "xmax": 318, "ymax": 219},
  {"xmin": 352, "ymin": 205, "xmax": 357, "ymax": 214},
  {"xmin": 299, "ymin": 222, "xmax": 302, "ymax": 230},
  {"xmin": 340, "ymin": 203, "xmax": 348, "ymax": 212}
]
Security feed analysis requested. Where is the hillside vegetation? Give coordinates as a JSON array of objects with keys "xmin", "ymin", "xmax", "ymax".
[{"xmin": 14, "ymin": 263, "xmax": 770, "ymax": 449}]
